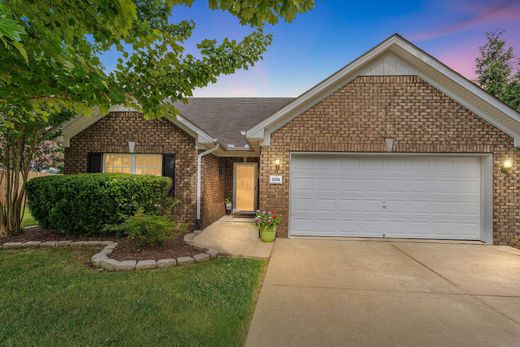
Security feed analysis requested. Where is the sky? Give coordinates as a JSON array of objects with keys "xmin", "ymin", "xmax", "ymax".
[{"xmin": 101, "ymin": 0, "xmax": 520, "ymax": 97}]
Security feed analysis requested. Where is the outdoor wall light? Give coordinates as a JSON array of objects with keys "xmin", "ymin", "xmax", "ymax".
[
  {"xmin": 500, "ymin": 159, "xmax": 513, "ymax": 173},
  {"xmin": 274, "ymin": 159, "xmax": 280, "ymax": 173}
]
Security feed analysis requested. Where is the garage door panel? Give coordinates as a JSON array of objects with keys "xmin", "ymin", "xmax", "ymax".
[
  {"xmin": 360, "ymin": 200, "xmax": 385, "ymax": 211},
  {"xmin": 339, "ymin": 159, "xmax": 361, "ymax": 170},
  {"xmin": 291, "ymin": 218, "xmax": 314, "ymax": 232},
  {"xmin": 316, "ymin": 178, "xmax": 336, "ymax": 191},
  {"xmin": 290, "ymin": 155, "xmax": 482, "ymax": 240},
  {"xmin": 385, "ymin": 180, "xmax": 410, "ymax": 192},
  {"xmin": 336, "ymin": 221, "xmax": 363, "ymax": 233},
  {"xmin": 360, "ymin": 158, "xmax": 384, "ymax": 170},
  {"xmin": 292, "ymin": 158, "xmax": 314, "ymax": 170},
  {"xmin": 314, "ymin": 219, "xmax": 338, "ymax": 232},
  {"xmin": 292, "ymin": 177, "xmax": 313, "ymax": 191},
  {"xmin": 337, "ymin": 199, "xmax": 361, "ymax": 211},
  {"xmin": 361, "ymin": 179, "xmax": 386, "ymax": 191},
  {"xmin": 338, "ymin": 178, "xmax": 360, "ymax": 191},
  {"xmin": 292, "ymin": 197, "xmax": 313, "ymax": 211},
  {"xmin": 315, "ymin": 198, "xmax": 336, "ymax": 210}
]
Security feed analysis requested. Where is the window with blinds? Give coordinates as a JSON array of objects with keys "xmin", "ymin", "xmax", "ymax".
[{"xmin": 103, "ymin": 154, "xmax": 162, "ymax": 176}]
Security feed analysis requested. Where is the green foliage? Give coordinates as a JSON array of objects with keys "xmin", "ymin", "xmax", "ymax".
[
  {"xmin": 0, "ymin": 108, "xmax": 71, "ymax": 236},
  {"xmin": 25, "ymin": 173, "xmax": 171, "ymax": 235},
  {"xmin": 156, "ymin": 194, "xmax": 181, "ymax": 216},
  {"xmin": 475, "ymin": 29, "xmax": 520, "ymax": 112},
  {"xmin": 0, "ymin": 15, "xmax": 27, "ymax": 61},
  {"xmin": 0, "ymin": 0, "xmax": 314, "ymax": 123},
  {"xmin": 0, "ymin": 0, "xmax": 313, "ymax": 234},
  {"xmin": 123, "ymin": 213, "xmax": 186, "ymax": 250},
  {"xmin": 31, "ymin": 140, "xmax": 64, "ymax": 173},
  {"xmin": 208, "ymin": 0, "xmax": 315, "ymax": 26}
]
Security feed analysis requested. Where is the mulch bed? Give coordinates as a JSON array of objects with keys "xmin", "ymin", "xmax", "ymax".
[
  {"xmin": 0, "ymin": 228, "xmax": 114, "ymax": 243},
  {"xmin": 110, "ymin": 234, "xmax": 197, "ymax": 261},
  {"xmin": 0, "ymin": 227, "xmax": 197, "ymax": 261}
]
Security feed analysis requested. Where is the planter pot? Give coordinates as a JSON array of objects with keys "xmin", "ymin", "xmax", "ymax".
[
  {"xmin": 225, "ymin": 203, "xmax": 232, "ymax": 214},
  {"xmin": 259, "ymin": 225, "xmax": 277, "ymax": 243}
]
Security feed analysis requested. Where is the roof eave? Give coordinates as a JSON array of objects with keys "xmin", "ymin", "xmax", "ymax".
[{"xmin": 57, "ymin": 106, "xmax": 218, "ymax": 149}]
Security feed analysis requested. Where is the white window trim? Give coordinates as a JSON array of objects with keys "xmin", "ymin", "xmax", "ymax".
[{"xmin": 102, "ymin": 153, "xmax": 162, "ymax": 175}]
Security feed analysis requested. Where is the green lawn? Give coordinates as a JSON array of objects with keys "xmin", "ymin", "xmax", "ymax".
[
  {"xmin": 21, "ymin": 207, "xmax": 37, "ymax": 227},
  {"xmin": 0, "ymin": 248, "xmax": 266, "ymax": 346}
]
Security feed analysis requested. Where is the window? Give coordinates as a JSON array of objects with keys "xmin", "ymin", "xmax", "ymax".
[
  {"xmin": 135, "ymin": 155, "xmax": 162, "ymax": 175},
  {"xmin": 103, "ymin": 154, "xmax": 162, "ymax": 176}
]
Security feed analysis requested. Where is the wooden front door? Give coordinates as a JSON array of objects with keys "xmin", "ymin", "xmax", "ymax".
[{"xmin": 234, "ymin": 162, "xmax": 258, "ymax": 212}]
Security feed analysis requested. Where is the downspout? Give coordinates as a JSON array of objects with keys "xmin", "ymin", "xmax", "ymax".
[{"xmin": 195, "ymin": 141, "xmax": 220, "ymax": 230}]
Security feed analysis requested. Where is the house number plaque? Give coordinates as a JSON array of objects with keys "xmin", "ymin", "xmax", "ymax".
[{"xmin": 269, "ymin": 175, "xmax": 283, "ymax": 184}]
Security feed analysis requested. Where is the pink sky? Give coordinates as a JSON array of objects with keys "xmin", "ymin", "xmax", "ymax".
[{"xmin": 180, "ymin": 0, "xmax": 520, "ymax": 96}]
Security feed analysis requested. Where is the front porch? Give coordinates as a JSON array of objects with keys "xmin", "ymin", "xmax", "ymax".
[
  {"xmin": 200, "ymin": 156, "xmax": 260, "ymax": 228},
  {"xmin": 188, "ymin": 216, "xmax": 273, "ymax": 258}
]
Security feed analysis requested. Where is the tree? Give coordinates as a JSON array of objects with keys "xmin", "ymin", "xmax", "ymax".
[
  {"xmin": 475, "ymin": 29, "xmax": 520, "ymax": 112},
  {"xmin": 0, "ymin": 111, "xmax": 69, "ymax": 235},
  {"xmin": 0, "ymin": 15, "xmax": 27, "ymax": 60},
  {"xmin": 31, "ymin": 141, "xmax": 64, "ymax": 173},
  {"xmin": 0, "ymin": 0, "xmax": 314, "ymax": 235}
]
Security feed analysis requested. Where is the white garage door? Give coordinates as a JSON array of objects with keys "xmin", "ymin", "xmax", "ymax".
[{"xmin": 290, "ymin": 154, "xmax": 482, "ymax": 240}]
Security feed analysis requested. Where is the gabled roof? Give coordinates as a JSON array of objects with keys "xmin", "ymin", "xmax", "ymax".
[
  {"xmin": 58, "ymin": 34, "xmax": 520, "ymax": 151},
  {"xmin": 57, "ymin": 99, "xmax": 293, "ymax": 151},
  {"xmin": 246, "ymin": 34, "xmax": 520, "ymax": 148},
  {"xmin": 57, "ymin": 105, "xmax": 218, "ymax": 149},
  {"xmin": 175, "ymin": 97, "xmax": 293, "ymax": 148}
]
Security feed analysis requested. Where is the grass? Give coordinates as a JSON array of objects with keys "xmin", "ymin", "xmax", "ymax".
[
  {"xmin": 21, "ymin": 207, "xmax": 37, "ymax": 227},
  {"xmin": 0, "ymin": 248, "xmax": 266, "ymax": 347}
]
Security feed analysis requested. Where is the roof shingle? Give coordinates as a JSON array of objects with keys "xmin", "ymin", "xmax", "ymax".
[{"xmin": 174, "ymin": 97, "xmax": 294, "ymax": 147}]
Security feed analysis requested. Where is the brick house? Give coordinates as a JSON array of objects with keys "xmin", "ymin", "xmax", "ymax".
[{"xmin": 59, "ymin": 34, "xmax": 520, "ymax": 247}]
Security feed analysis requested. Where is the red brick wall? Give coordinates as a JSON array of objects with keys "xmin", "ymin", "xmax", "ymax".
[
  {"xmin": 260, "ymin": 76, "xmax": 520, "ymax": 246},
  {"xmin": 200, "ymin": 154, "xmax": 225, "ymax": 228},
  {"xmin": 64, "ymin": 111, "xmax": 198, "ymax": 225}
]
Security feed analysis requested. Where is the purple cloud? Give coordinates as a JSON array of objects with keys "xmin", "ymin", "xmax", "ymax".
[{"xmin": 412, "ymin": 0, "xmax": 520, "ymax": 41}]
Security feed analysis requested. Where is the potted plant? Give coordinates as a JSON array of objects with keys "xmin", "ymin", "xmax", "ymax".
[
  {"xmin": 255, "ymin": 210, "xmax": 281, "ymax": 243},
  {"xmin": 225, "ymin": 197, "xmax": 232, "ymax": 214}
]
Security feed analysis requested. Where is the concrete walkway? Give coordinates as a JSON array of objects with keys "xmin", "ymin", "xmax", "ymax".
[
  {"xmin": 191, "ymin": 216, "xmax": 273, "ymax": 258},
  {"xmin": 246, "ymin": 238, "xmax": 520, "ymax": 347}
]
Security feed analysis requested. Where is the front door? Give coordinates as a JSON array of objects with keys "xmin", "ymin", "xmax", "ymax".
[{"xmin": 234, "ymin": 162, "xmax": 258, "ymax": 212}]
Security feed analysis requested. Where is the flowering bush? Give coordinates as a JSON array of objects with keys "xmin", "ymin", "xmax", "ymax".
[
  {"xmin": 255, "ymin": 210, "xmax": 281, "ymax": 228},
  {"xmin": 31, "ymin": 140, "xmax": 64, "ymax": 173}
]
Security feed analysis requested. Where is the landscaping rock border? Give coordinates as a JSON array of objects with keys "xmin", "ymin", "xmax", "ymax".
[{"xmin": 0, "ymin": 237, "xmax": 220, "ymax": 272}]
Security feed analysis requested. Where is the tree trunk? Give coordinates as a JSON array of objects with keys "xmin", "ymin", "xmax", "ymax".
[{"xmin": 0, "ymin": 135, "xmax": 34, "ymax": 236}]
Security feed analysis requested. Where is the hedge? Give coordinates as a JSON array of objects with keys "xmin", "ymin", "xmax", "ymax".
[{"xmin": 26, "ymin": 173, "xmax": 171, "ymax": 235}]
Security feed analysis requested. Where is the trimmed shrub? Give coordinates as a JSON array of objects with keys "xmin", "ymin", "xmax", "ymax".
[
  {"xmin": 123, "ymin": 213, "xmax": 186, "ymax": 250},
  {"xmin": 26, "ymin": 173, "xmax": 171, "ymax": 235}
]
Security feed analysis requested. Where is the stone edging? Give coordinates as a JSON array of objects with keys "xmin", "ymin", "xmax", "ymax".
[{"xmin": 1, "ymin": 237, "xmax": 220, "ymax": 272}]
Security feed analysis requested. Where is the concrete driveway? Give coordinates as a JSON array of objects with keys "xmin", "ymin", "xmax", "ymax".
[{"xmin": 246, "ymin": 239, "xmax": 520, "ymax": 347}]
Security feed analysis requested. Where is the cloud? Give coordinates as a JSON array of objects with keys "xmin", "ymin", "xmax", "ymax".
[{"xmin": 411, "ymin": 0, "xmax": 520, "ymax": 41}]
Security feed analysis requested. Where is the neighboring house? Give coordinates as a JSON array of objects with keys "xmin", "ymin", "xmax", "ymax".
[{"xmin": 58, "ymin": 34, "xmax": 520, "ymax": 247}]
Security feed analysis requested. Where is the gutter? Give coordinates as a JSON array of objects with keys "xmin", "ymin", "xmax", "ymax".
[{"xmin": 195, "ymin": 141, "xmax": 220, "ymax": 230}]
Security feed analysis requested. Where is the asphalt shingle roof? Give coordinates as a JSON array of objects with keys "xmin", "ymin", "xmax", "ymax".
[{"xmin": 174, "ymin": 97, "xmax": 294, "ymax": 148}]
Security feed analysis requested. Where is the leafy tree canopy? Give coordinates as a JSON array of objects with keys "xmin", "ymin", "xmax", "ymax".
[
  {"xmin": 475, "ymin": 29, "xmax": 520, "ymax": 112},
  {"xmin": 0, "ymin": 0, "xmax": 314, "ymax": 124}
]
